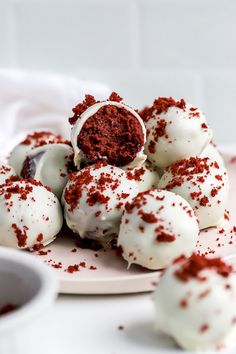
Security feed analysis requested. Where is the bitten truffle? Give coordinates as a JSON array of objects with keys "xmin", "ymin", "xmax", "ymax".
[
  {"xmin": 70, "ymin": 93, "xmax": 146, "ymax": 169},
  {"xmin": 0, "ymin": 178, "xmax": 63, "ymax": 249},
  {"xmin": 143, "ymin": 97, "xmax": 212, "ymax": 169},
  {"xmin": 117, "ymin": 189, "xmax": 199, "ymax": 270},
  {"xmin": 158, "ymin": 157, "xmax": 229, "ymax": 229},
  {"xmin": 8, "ymin": 131, "xmax": 69, "ymax": 175},
  {"xmin": 21, "ymin": 143, "xmax": 74, "ymax": 198},
  {"xmin": 154, "ymin": 253, "xmax": 236, "ymax": 351},
  {"xmin": 62, "ymin": 162, "xmax": 139, "ymax": 245}
]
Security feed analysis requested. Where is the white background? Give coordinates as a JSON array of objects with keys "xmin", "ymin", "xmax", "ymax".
[{"xmin": 0, "ymin": 0, "xmax": 236, "ymax": 144}]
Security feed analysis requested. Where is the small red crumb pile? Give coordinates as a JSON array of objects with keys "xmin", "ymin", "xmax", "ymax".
[
  {"xmin": 70, "ymin": 92, "xmax": 144, "ymax": 166},
  {"xmin": 0, "ymin": 303, "xmax": 18, "ymax": 316},
  {"xmin": 65, "ymin": 261, "xmax": 97, "ymax": 273},
  {"xmin": 0, "ymin": 165, "xmax": 12, "ymax": 175},
  {"xmin": 139, "ymin": 97, "xmax": 186, "ymax": 123},
  {"xmin": 21, "ymin": 131, "xmax": 70, "ymax": 147},
  {"xmin": 174, "ymin": 253, "xmax": 233, "ymax": 282}
]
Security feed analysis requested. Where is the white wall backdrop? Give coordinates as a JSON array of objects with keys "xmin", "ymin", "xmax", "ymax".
[{"xmin": 0, "ymin": 0, "xmax": 236, "ymax": 143}]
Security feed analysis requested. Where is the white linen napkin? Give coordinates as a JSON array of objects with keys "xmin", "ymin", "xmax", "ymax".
[{"xmin": 0, "ymin": 69, "xmax": 110, "ymax": 157}]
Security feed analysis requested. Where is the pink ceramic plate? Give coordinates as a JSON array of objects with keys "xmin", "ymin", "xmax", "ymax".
[{"xmin": 34, "ymin": 152, "xmax": 236, "ymax": 294}]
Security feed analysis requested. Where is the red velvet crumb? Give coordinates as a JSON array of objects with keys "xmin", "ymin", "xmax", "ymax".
[
  {"xmin": 139, "ymin": 97, "xmax": 186, "ymax": 122},
  {"xmin": 21, "ymin": 131, "xmax": 69, "ymax": 147},
  {"xmin": 12, "ymin": 223, "xmax": 28, "ymax": 248},
  {"xmin": 174, "ymin": 253, "xmax": 233, "ymax": 282}
]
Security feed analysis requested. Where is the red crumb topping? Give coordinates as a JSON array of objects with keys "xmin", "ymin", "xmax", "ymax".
[
  {"xmin": 37, "ymin": 233, "xmax": 43, "ymax": 242},
  {"xmin": 179, "ymin": 299, "xmax": 188, "ymax": 308},
  {"xmin": 138, "ymin": 210, "xmax": 158, "ymax": 223},
  {"xmin": 89, "ymin": 265, "xmax": 97, "ymax": 270},
  {"xmin": 163, "ymin": 157, "xmax": 224, "ymax": 207},
  {"xmin": 12, "ymin": 223, "xmax": 28, "ymax": 248},
  {"xmin": 64, "ymin": 162, "xmax": 129, "ymax": 212},
  {"xmin": 69, "ymin": 95, "xmax": 98, "ymax": 125},
  {"xmin": 152, "ymin": 97, "xmax": 186, "ymax": 115},
  {"xmin": 65, "ymin": 262, "xmax": 97, "ymax": 273},
  {"xmin": 199, "ymin": 196, "xmax": 209, "ymax": 206},
  {"xmin": 155, "ymin": 225, "xmax": 176, "ymax": 242},
  {"xmin": 87, "ymin": 191, "xmax": 110, "ymax": 206},
  {"xmin": 167, "ymin": 157, "xmax": 210, "ymax": 177},
  {"xmin": 0, "ymin": 304, "xmax": 18, "ymax": 316},
  {"xmin": 66, "ymin": 264, "xmax": 80, "ymax": 273},
  {"xmin": 109, "ymin": 92, "xmax": 123, "ymax": 102},
  {"xmin": 125, "ymin": 190, "xmax": 156, "ymax": 214},
  {"xmin": 77, "ymin": 101, "xmax": 144, "ymax": 166},
  {"xmin": 64, "ymin": 168, "xmax": 94, "ymax": 212},
  {"xmin": 139, "ymin": 97, "xmax": 186, "ymax": 122},
  {"xmin": 174, "ymin": 253, "xmax": 233, "ymax": 282},
  {"xmin": 200, "ymin": 324, "xmax": 209, "ymax": 333},
  {"xmin": 21, "ymin": 131, "xmax": 69, "ymax": 147},
  {"xmin": 69, "ymin": 92, "xmax": 124, "ymax": 126},
  {"xmin": 147, "ymin": 119, "xmax": 168, "ymax": 153},
  {"xmin": 37, "ymin": 250, "xmax": 49, "ymax": 256},
  {"xmin": 139, "ymin": 106, "xmax": 151, "ymax": 123},
  {"xmin": 126, "ymin": 167, "xmax": 145, "ymax": 181},
  {"xmin": 0, "ymin": 178, "xmax": 51, "ymax": 203},
  {"xmin": 125, "ymin": 190, "xmax": 177, "ymax": 242},
  {"xmin": 0, "ymin": 165, "xmax": 12, "ymax": 175}
]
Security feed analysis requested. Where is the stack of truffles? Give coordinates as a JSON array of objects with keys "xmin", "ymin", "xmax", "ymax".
[
  {"xmin": 0, "ymin": 93, "xmax": 229, "ymax": 271},
  {"xmin": 1, "ymin": 92, "xmax": 235, "ymax": 351}
]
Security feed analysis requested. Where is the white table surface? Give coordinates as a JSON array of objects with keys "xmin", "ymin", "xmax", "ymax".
[
  {"xmin": 38, "ymin": 292, "xmax": 178, "ymax": 354},
  {"xmin": 32, "ymin": 291, "xmax": 235, "ymax": 354}
]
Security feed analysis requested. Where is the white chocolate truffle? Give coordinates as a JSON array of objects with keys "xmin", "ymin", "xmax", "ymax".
[
  {"xmin": 21, "ymin": 143, "xmax": 74, "ymax": 198},
  {"xmin": 8, "ymin": 131, "xmax": 69, "ymax": 175},
  {"xmin": 70, "ymin": 94, "xmax": 146, "ymax": 169},
  {"xmin": 154, "ymin": 253, "xmax": 236, "ymax": 351},
  {"xmin": 125, "ymin": 162, "xmax": 160, "ymax": 193},
  {"xmin": 144, "ymin": 97, "xmax": 212, "ymax": 169},
  {"xmin": 201, "ymin": 143, "xmax": 225, "ymax": 167},
  {"xmin": 0, "ymin": 179, "xmax": 63, "ymax": 249},
  {"xmin": 62, "ymin": 162, "xmax": 139, "ymax": 244},
  {"xmin": 0, "ymin": 162, "xmax": 15, "ymax": 185},
  {"xmin": 158, "ymin": 157, "xmax": 229, "ymax": 229},
  {"xmin": 117, "ymin": 189, "xmax": 199, "ymax": 270}
]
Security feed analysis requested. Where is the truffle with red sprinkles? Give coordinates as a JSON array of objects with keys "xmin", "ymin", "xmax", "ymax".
[
  {"xmin": 70, "ymin": 93, "xmax": 146, "ymax": 169},
  {"xmin": 125, "ymin": 161, "xmax": 160, "ymax": 193},
  {"xmin": 158, "ymin": 157, "xmax": 229, "ymax": 229},
  {"xmin": 0, "ymin": 179, "xmax": 63, "ymax": 249},
  {"xmin": 21, "ymin": 143, "xmax": 74, "ymax": 198},
  {"xmin": 8, "ymin": 131, "xmax": 69, "ymax": 175},
  {"xmin": 154, "ymin": 253, "xmax": 236, "ymax": 351},
  {"xmin": 117, "ymin": 189, "xmax": 199, "ymax": 270},
  {"xmin": 200, "ymin": 142, "xmax": 225, "ymax": 168},
  {"xmin": 0, "ymin": 162, "xmax": 16, "ymax": 185},
  {"xmin": 143, "ymin": 97, "xmax": 212, "ymax": 169},
  {"xmin": 62, "ymin": 162, "xmax": 139, "ymax": 246}
]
